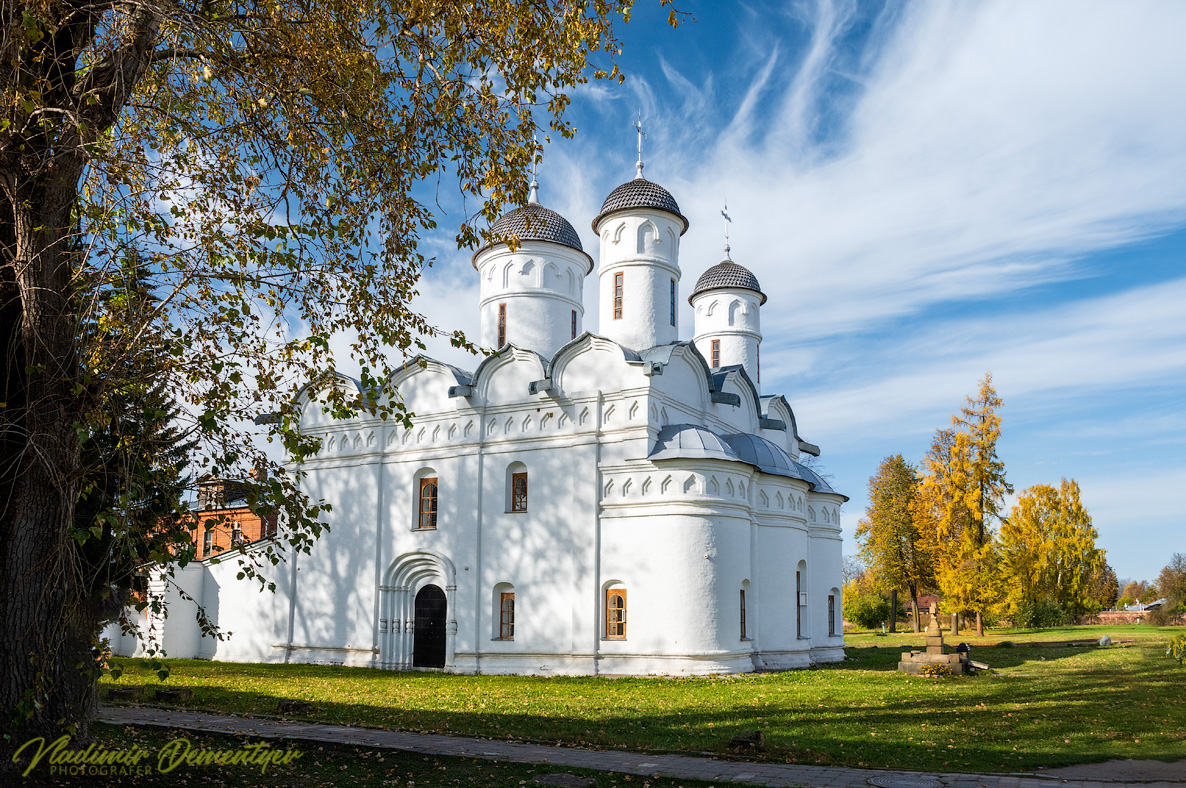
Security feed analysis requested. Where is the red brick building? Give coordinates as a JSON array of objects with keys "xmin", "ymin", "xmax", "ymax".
[{"xmin": 190, "ymin": 476, "xmax": 277, "ymax": 560}]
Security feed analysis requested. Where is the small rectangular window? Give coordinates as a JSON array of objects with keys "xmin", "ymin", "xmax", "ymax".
[
  {"xmin": 418, "ymin": 477, "xmax": 438, "ymax": 530},
  {"xmin": 670, "ymin": 279, "xmax": 676, "ymax": 326},
  {"xmin": 571, "ymin": 310, "xmax": 577, "ymax": 339},
  {"xmin": 828, "ymin": 593, "xmax": 836, "ymax": 636},
  {"xmin": 498, "ymin": 304, "xmax": 507, "ymax": 347},
  {"xmin": 740, "ymin": 589, "xmax": 747, "ymax": 640},
  {"xmin": 605, "ymin": 588, "xmax": 627, "ymax": 639},
  {"xmin": 202, "ymin": 527, "xmax": 213, "ymax": 556},
  {"xmin": 231, "ymin": 525, "xmax": 243, "ymax": 546},
  {"xmin": 500, "ymin": 592, "xmax": 515, "ymax": 639},
  {"xmin": 711, "ymin": 339, "xmax": 721, "ymax": 368},
  {"xmin": 757, "ymin": 345, "xmax": 760, "ymax": 384},
  {"xmin": 613, "ymin": 272, "xmax": 623, "ymax": 320},
  {"xmin": 511, "ymin": 472, "xmax": 528, "ymax": 512}
]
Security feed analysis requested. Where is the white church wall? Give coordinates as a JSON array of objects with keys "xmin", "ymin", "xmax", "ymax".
[
  {"xmin": 284, "ymin": 456, "xmax": 383, "ymax": 666},
  {"xmin": 808, "ymin": 495, "xmax": 845, "ymax": 663}
]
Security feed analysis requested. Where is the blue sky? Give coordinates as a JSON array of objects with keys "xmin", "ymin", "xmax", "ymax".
[{"xmin": 393, "ymin": 1, "xmax": 1186, "ymax": 583}]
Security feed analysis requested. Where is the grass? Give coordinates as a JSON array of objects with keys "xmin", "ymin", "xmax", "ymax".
[
  {"xmin": 16, "ymin": 723, "xmax": 715, "ymax": 788},
  {"xmin": 101, "ymin": 624, "xmax": 1186, "ymax": 775}
]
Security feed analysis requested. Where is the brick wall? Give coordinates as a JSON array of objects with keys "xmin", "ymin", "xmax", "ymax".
[{"xmin": 190, "ymin": 507, "xmax": 277, "ymax": 560}]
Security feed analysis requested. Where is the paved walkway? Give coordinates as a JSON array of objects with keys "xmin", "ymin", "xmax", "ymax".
[{"xmin": 98, "ymin": 706, "xmax": 1185, "ymax": 788}]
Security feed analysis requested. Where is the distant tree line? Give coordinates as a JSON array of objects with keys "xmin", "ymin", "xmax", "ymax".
[{"xmin": 848, "ymin": 374, "xmax": 1119, "ymax": 633}]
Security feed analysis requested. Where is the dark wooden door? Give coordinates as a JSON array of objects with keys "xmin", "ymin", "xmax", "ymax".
[{"xmin": 412, "ymin": 584, "xmax": 447, "ymax": 668}]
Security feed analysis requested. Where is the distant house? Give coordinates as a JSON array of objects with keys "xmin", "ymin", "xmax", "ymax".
[
  {"xmin": 907, "ymin": 594, "xmax": 942, "ymax": 613},
  {"xmin": 189, "ymin": 474, "xmax": 277, "ymax": 560}
]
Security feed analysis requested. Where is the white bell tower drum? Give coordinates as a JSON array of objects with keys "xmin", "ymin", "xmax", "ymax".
[
  {"xmin": 473, "ymin": 182, "xmax": 592, "ymax": 358},
  {"xmin": 591, "ymin": 174, "xmax": 689, "ymax": 352},
  {"xmin": 689, "ymin": 258, "xmax": 766, "ymax": 392}
]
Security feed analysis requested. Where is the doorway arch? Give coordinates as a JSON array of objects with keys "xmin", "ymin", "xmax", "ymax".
[
  {"xmin": 413, "ymin": 585, "xmax": 447, "ymax": 668},
  {"xmin": 378, "ymin": 551, "xmax": 456, "ymax": 669}
]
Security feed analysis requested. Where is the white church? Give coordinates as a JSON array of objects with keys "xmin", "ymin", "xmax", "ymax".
[{"xmin": 108, "ymin": 151, "xmax": 848, "ymax": 676}]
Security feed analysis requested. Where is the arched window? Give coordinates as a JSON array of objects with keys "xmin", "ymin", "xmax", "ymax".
[
  {"xmin": 500, "ymin": 593, "xmax": 515, "ymax": 639},
  {"xmin": 740, "ymin": 588, "xmax": 748, "ymax": 640},
  {"xmin": 492, "ymin": 582, "xmax": 515, "ymax": 640},
  {"xmin": 605, "ymin": 588, "xmax": 627, "ymax": 639},
  {"xmin": 796, "ymin": 560, "xmax": 808, "ymax": 638},
  {"xmin": 506, "ymin": 462, "xmax": 528, "ymax": 512},
  {"xmin": 512, "ymin": 473, "xmax": 528, "ymax": 512},
  {"xmin": 417, "ymin": 476, "xmax": 438, "ymax": 530}
]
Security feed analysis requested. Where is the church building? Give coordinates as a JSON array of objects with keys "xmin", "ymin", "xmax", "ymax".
[{"xmin": 107, "ymin": 149, "xmax": 847, "ymax": 675}]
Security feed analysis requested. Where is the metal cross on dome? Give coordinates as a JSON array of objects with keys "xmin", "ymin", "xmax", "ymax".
[
  {"xmin": 528, "ymin": 132, "xmax": 540, "ymax": 204},
  {"xmin": 721, "ymin": 200, "xmax": 732, "ymax": 258},
  {"xmin": 633, "ymin": 111, "xmax": 646, "ymax": 179}
]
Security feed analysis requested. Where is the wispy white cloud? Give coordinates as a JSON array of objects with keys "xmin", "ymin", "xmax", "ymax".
[{"xmin": 792, "ymin": 276, "xmax": 1186, "ymax": 444}]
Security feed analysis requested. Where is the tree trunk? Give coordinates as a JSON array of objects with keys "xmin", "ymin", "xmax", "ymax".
[
  {"xmin": 951, "ymin": 613, "xmax": 959, "ymax": 635},
  {"xmin": 889, "ymin": 589, "xmax": 897, "ymax": 633},
  {"xmin": 976, "ymin": 610, "xmax": 984, "ymax": 636},
  {"xmin": 910, "ymin": 588, "xmax": 920, "ymax": 633},
  {"xmin": 0, "ymin": 163, "xmax": 97, "ymax": 763}
]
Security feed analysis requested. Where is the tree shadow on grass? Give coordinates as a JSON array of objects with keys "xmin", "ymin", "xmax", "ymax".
[{"xmin": 103, "ymin": 645, "xmax": 1186, "ymax": 776}]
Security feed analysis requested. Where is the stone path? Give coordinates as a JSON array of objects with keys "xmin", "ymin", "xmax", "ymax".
[{"xmin": 98, "ymin": 706, "xmax": 1185, "ymax": 788}]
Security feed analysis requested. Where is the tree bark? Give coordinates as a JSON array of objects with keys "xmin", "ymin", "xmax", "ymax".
[
  {"xmin": 976, "ymin": 610, "xmax": 984, "ymax": 636},
  {"xmin": 889, "ymin": 589, "xmax": 897, "ymax": 632},
  {"xmin": 911, "ymin": 588, "xmax": 920, "ymax": 633},
  {"xmin": 0, "ymin": 149, "xmax": 97, "ymax": 760}
]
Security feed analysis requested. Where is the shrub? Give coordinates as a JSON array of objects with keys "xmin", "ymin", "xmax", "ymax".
[
  {"xmin": 1167, "ymin": 634, "xmax": 1186, "ymax": 665},
  {"xmin": 1011, "ymin": 598, "xmax": 1070, "ymax": 629},
  {"xmin": 844, "ymin": 591, "xmax": 891, "ymax": 630}
]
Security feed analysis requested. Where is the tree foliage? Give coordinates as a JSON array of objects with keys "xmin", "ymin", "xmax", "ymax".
[
  {"xmin": 918, "ymin": 373, "xmax": 1011, "ymax": 626},
  {"xmin": 1, "ymin": 0, "xmax": 668, "ymax": 748},
  {"xmin": 999, "ymin": 479, "xmax": 1104, "ymax": 619},
  {"xmin": 854, "ymin": 454, "xmax": 934, "ymax": 632},
  {"xmin": 1157, "ymin": 553, "xmax": 1186, "ymax": 607},
  {"xmin": 1086, "ymin": 560, "xmax": 1120, "ymax": 612}
]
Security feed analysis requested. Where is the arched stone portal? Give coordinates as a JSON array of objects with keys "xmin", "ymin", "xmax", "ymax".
[{"xmin": 378, "ymin": 551, "xmax": 456, "ymax": 670}]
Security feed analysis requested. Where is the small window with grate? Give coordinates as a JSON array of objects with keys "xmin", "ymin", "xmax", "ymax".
[
  {"xmin": 511, "ymin": 472, "xmax": 528, "ymax": 512},
  {"xmin": 605, "ymin": 588, "xmax": 627, "ymax": 639},
  {"xmin": 613, "ymin": 272, "xmax": 623, "ymax": 319},
  {"xmin": 498, "ymin": 303, "xmax": 507, "ymax": 347}
]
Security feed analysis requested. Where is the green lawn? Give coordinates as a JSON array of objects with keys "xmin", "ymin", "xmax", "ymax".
[
  {"xmin": 102, "ymin": 625, "xmax": 1186, "ymax": 775},
  {"xmin": 17, "ymin": 724, "xmax": 712, "ymax": 788}
]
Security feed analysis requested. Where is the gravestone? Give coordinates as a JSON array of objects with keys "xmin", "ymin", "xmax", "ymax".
[{"xmin": 899, "ymin": 600, "xmax": 972, "ymax": 675}]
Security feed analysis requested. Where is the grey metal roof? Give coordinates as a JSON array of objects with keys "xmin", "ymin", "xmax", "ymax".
[
  {"xmin": 721, "ymin": 433, "xmax": 800, "ymax": 478},
  {"xmin": 795, "ymin": 461, "xmax": 839, "ymax": 496},
  {"xmin": 648, "ymin": 424, "xmax": 742, "ymax": 463},
  {"xmin": 473, "ymin": 203, "xmax": 589, "ymax": 267},
  {"xmin": 690, "ymin": 260, "xmax": 767, "ymax": 305},
  {"xmin": 592, "ymin": 178, "xmax": 689, "ymax": 234}
]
